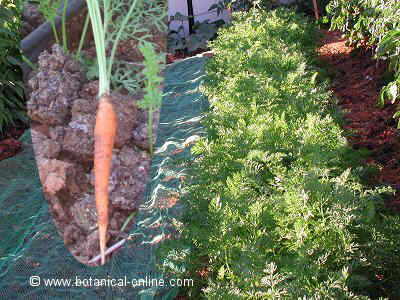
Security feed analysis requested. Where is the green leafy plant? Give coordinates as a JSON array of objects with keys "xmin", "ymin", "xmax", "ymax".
[
  {"xmin": 327, "ymin": 0, "xmax": 400, "ymax": 125},
  {"xmin": 212, "ymin": 0, "xmax": 265, "ymax": 12},
  {"xmin": 168, "ymin": 12, "xmax": 224, "ymax": 54},
  {"xmin": 186, "ymin": 21, "xmax": 221, "ymax": 52},
  {"xmin": 159, "ymin": 8, "xmax": 400, "ymax": 299},
  {"xmin": 378, "ymin": 29, "xmax": 400, "ymax": 107},
  {"xmin": 210, "ymin": 0, "xmax": 285, "ymax": 13},
  {"xmin": 167, "ymin": 30, "xmax": 185, "ymax": 54},
  {"xmin": 167, "ymin": 12, "xmax": 188, "ymax": 53},
  {"xmin": 29, "ymin": 0, "xmax": 70, "ymax": 52},
  {"xmin": 0, "ymin": 0, "xmax": 27, "ymax": 132},
  {"xmin": 36, "ymin": 0, "xmax": 62, "ymax": 47}
]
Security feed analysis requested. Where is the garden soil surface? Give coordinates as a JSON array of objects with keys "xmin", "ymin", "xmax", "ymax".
[
  {"xmin": 166, "ymin": 49, "xmax": 212, "ymax": 64},
  {"xmin": 0, "ymin": 125, "xmax": 26, "ymax": 161},
  {"xmin": 317, "ymin": 30, "xmax": 400, "ymax": 211}
]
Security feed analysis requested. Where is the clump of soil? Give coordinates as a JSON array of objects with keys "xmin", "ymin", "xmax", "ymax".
[
  {"xmin": 317, "ymin": 30, "xmax": 400, "ymax": 211},
  {"xmin": 27, "ymin": 44, "xmax": 159, "ymax": 265}
]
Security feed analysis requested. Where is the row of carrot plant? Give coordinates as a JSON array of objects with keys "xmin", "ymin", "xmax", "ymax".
[{"xmin": 159, "ymin": 8, "xmax": 400, "ymax": 299}]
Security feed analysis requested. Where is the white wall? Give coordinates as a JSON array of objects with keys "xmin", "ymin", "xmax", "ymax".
[
  {"xmin": 168, "ymin": 0, "xmax": 230, "ymax": 36},
  {"xmin": 192, "ymin": 0, "xmax": 230, "ymax": 25},
  {"xmin": 192, "ymin": 0, "xmax": 229, "ymax": 22}
]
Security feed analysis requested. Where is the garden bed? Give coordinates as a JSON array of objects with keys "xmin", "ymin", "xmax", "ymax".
[
  {"xmin": 160, "ymin": 8, "xmax": 400, "ymax": 299},
  {"xmin": 318, "ymin": 30, "xmax": 400, "ymax": 213}
]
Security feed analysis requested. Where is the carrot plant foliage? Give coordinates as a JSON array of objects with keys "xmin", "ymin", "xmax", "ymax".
[
  {"xmin": 159, "ymin": 8, "xmax": 400, "ymax": 299},
  {"xmin": 138, "ymin": 42, "xmax": 164, "ymax": 154}
]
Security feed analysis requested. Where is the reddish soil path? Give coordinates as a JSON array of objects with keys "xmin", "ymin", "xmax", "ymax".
[
  {"xmin": 167, "ymin": 49, "xmax": 212, "ymax": 64},
  {"xmin": 0, "ymin": 126, "xmax": 25, "ymax": 161},
  {"xmin": 317, "ymin": 30, "xmax": 400, "ymax": 211}
]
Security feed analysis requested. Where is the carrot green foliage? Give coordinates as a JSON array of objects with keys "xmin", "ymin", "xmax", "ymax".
[
  {"xmin": 139, "ymin": 42, "xmax": 164, "ymax": 155},
  {"xmin": 36, "ymin": 0, "xmax": 61, "ymax": 47},
  {"xmin": 85, "ymin": 0, "xmax": 165, "ymax": 94},
  {"xmin": 159, "ymin": 8, "xmax": 400, "ymax": 299}
]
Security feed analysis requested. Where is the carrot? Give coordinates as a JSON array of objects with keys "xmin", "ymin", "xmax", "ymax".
[
  {"xmin": 87, "ymin": 0, "xmax": 141, "ymax": 266},
  {"xmin": 94, "ymin": 94, "xmax": 118, "ymax": 265}
]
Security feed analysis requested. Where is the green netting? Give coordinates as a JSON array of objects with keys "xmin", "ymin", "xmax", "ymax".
[{"xmin": 0, "ymin": 56, "xmax": 208, "ymax": 299}]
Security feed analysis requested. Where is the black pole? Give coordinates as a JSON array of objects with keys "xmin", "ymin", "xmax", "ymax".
[
  {"xmin": 20, "ymin": 0, "xmax": 86, "ymax": 82},
  {"xmin": 187, "ymin": 0, "xmax": 195, "ymax": 34}
]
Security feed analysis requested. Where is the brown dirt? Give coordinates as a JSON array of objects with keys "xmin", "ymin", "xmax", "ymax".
[
  {"xmin": 167, "ymin": 48, "xmax": 211, "ymax": 64},
  {"xmin": 317, "ymin": 30, "xmax": 400, "ymax": 211},
  {"xmin": 0, "ymin": 138, "xmax": 22, "ymax": 161},
  {"xmin": 0, "ymin": 125, "xmax": 26, "ymax": 161}
]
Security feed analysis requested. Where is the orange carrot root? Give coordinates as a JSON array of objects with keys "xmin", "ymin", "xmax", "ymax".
[{"xmin": 94, "ymin": 95, "xmax": 118, "ymax": 265}]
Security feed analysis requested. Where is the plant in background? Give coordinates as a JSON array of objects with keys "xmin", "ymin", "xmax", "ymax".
[
  {"xmin": 75, "ymin": 11, "xmax": 90, "ymax": 59},
  {"xmin": 295, "ymin": 0, "xmax": 330, "ymax": 18},
  {"xmin": 327, "ymin": 0, "xmax": 400, "ymax": 125},
  {"xmin": 211, "ymin": 0, "xmax": 277, "ymax": 12},
  {"xmin": 168, "ymin": 12, "xmax": 224, "ymax": 54},
  {"xmin": 378, "ymin": 29, "xmax": 400, "ymax": 110},
  {"xmin": 61, "ymin": 0, "xmax": 68, "ymax": 52},
  {"xmin": 0, "ymin": 0, "xmax": 27, "ymax": 132},
  {"xmin": 29, "ymin": 0, "xmax": 69, "ymax": 52},
  {"xmin": 86, "ymin": 0, "xmax": 165, "ymax": 265},
  {"xmin": 186, "ymin": 21, "xmax": 221, "ymax": 52},
  {"xmin": 168, "ymin": 12, "xmax": 188, "ymax": 53},
  {"xmin": 169, "ymin": 0, "xmax": 274, "ymax": 55},
  {"xmin": 36, "ymin": 0, "xmax": 61, "ymax": 46}
]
